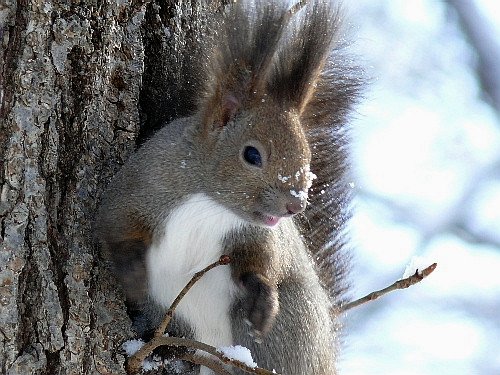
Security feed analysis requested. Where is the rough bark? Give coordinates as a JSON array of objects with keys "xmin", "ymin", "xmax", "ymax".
[{"xmin": 0, "ymin": 1, "xmax": 209, "ymax": 374}]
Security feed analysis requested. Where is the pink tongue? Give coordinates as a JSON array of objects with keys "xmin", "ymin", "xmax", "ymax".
[{"xmin": 265, "ymin": 215, "xmax": 280, "ymax": 226}]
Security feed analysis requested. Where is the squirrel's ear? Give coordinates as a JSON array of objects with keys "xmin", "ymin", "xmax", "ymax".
[
  {"xmin": 220, "ymin": 93, "xmax": 240, "ymax": 127},
  {"xmin": 202, "ymin": 89, "xmax": 241, "ymax": 132}
]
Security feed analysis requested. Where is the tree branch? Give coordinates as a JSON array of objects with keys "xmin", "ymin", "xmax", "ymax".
[
  {"xmin": 126, "ymin": 255, "xmax": 231, "ymax": 373},
  {"xmin": 151, "ymin": 336, "xmax": 277, "ymax": 375},
  {"xmin": 341, "ymin": 263, "xmax": 437, "ymax": 312},
  {"xmin": 180, "ymin": 352, "xmax": 233, "ymax": 375},
  {"xmin": 125, "ymin": 254, "xmax": 279, "ymax": 375}
]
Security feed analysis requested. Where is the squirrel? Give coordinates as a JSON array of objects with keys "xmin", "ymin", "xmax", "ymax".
[{"xmin": 96, "ymin": 1, "xmax": 362, "ymax": 374}]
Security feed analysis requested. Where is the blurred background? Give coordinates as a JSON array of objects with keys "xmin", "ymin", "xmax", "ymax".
[{"xmin": 343, "ymin": 1, "xmax": 500, "ymax": 374}]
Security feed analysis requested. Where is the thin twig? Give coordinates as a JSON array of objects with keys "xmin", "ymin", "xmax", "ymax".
[
  {"xmin": 155, "ymin": 255, "xmax": 232, "ymax": 338},
  {"xmin": 126, "ymin": 255, "xmax": 231, "ymax": 373},
  {"xmin": 125, "ymin": 253, "xmax": 279, "ymax": 374},
  {"xmin": 181, "ymin": 352, "xmax": 233, "ymax": 375},
  {"xmin": 152, "ymin": 336, "xmax": 278, "ymax": 375},
  {"xmin": 127, "ymin": 318, "xmax": 278, "ymax": 375},
  {"xmin": 341, "ymin": 263, "xmax": 437, "ymax": 312}
]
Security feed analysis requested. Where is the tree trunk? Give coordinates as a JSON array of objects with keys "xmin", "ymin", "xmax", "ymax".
[{"xmin": 0, "ymin": 1, "xmax": 209, "ymax": 373}]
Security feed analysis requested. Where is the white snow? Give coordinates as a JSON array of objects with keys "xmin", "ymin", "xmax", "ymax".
[
  {"xmin": 290, "ymin": 189, "xmax": 308, "ymax": 199},
  {"xmin": 122, "ymin": 339, "xmax": 162, "ymax": 371},
  {"xmin": 302, "ymin": 165, "xmax": 317, "ymax": 189},
  {"xmin": 279, "ymin": 166, "xmax": 316, "ymax": 191},
  {"xmin": 141, "ymin": 356, "xmax": 162, "ymax": 372},
  {"xmin": 122, "ymin": 339, "xmax": 145, "ymax": 356},
  {"xmin": 402, "ymin": 256, "xmax": 434, "ymax": 279},
  {"xmin": 278, "ymin": 173, "xmax": 291, "ymax": 183},
  {"xmin": 217, "ymin": 345, "xmax": 258, "ymax": 368}
]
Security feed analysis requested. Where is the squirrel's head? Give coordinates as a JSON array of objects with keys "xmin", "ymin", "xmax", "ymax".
[
  {"xmin": 191, "ymin": 1, "xmax": 360, "ymax": 228},
  {"xmin": 196, "ymin": 95, "xmax": 313, "ymax": 228}
]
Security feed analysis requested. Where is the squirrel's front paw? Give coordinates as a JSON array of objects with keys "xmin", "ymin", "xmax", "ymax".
[{"xmin": 240, "ymin": 273, "xmax": 279, "ymax": 340}]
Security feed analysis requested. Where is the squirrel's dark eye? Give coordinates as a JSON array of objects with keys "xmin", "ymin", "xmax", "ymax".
[{"xmin": 243, "ymin": 146, "xmax": 262, "ymax": 167}]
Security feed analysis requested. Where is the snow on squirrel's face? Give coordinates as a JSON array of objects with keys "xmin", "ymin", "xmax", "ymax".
[{"xmin": 206, "ymin": 102, "xmax": 313, "ymax": 228}]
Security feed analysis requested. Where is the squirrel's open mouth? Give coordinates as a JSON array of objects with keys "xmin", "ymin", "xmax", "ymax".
[{"xmin": 254, "ymin": 211, "xmax": 281, "ymax": 227}]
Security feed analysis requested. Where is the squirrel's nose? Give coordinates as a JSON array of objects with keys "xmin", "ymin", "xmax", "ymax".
[{"xmin": 286, "ymin": 199, "xmax": 306, "ymax": 215}]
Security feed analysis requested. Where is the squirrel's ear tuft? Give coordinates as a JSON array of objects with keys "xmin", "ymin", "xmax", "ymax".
[
  {"xmin": 267, "ymin": 2, "xmax": 340, "ymax": 113},
  {"xmin": 199, "ymin": 1, "xmax": 289, "ymax": 130},
  {"xmin": 202, "ymin": 87, "xmax": 241, "ymax": 132}
]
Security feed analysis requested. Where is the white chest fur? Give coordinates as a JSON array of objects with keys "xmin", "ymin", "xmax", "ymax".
[{"xmin": 146, "ymin": 193, "xmax": 245, "ymax": 351}]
